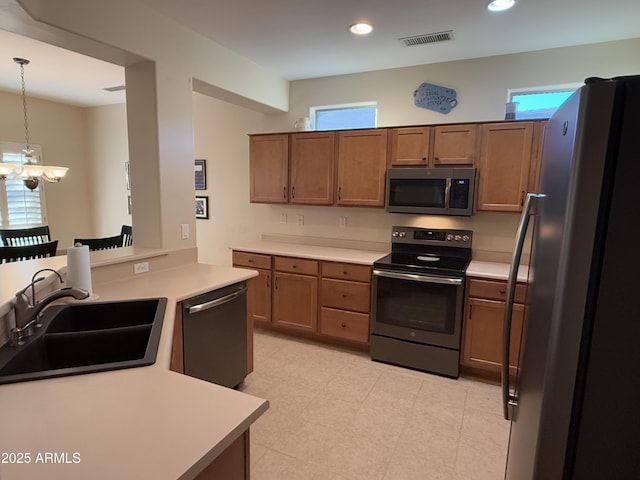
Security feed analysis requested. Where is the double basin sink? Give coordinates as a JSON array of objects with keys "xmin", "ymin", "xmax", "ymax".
[{"xmin": 0, "ymin": 298, "xmax": 167, "ymax": 385}]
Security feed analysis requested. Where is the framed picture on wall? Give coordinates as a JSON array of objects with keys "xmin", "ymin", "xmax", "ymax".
[
  {"xmin": 125, "ymin": 162, "xmax": 131, "ymax": 190},
  {"xmin": 195, "ymin": 159, "xmax": 206, "ymax": 190},
  {"xmin": 195, "ymin": 196, "xmax": 209, "ymax": 219}
]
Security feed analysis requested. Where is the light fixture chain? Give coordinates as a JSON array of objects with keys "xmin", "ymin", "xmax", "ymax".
[{"xmin": 19, "ymin": 61, "xmax": 30, "ymax": 152}]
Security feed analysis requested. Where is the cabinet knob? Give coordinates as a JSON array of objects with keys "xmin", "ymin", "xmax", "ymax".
[
  {"xmin": 422, "ymin": 157, "xmax": 427, "ymax": 162},
  {"xmin": 341, "ymin": 322, "xmax": 347, "ymax": 328},
  {"xmin": 342, "ymin": 293, "xmax": 348, "ymax": 298},
  {"xmin": 500, "ymin": 289, "xmax": 506, "ymax": 294},
  {"xmin": 434, "ymin": 156, "xmax": 440, "ymax": 162},
  {"xmin": 248, "ymin": 259, "xmax": 254, "ymax": 263},
  {"xmin": 343, "ymin": 271, "xmax": 348, "ymax": 275},
  {"xmin": 292, "ymin": 264, "xmax": 297, "ymax": 269},
  {"xmin": 283, "ymin": 186, "xmax": 287, "ymax": 199}
]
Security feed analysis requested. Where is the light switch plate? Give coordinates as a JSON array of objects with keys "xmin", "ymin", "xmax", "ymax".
[
  {"xmin": 181, "ymin": 223, "xmax": 190, "ymax": 239},
  {"xmin": 296, "ymin": 215, "xmax": 304, "ymax": 225}
]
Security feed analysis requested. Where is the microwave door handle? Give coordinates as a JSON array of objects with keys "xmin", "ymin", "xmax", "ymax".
[
  {"xmin": 502, "ymin": 193, "xmax": 544, "ymax": 420},
  {"xmin": 444, "ymin": 178, "xmax": 452, "ymax": 209}
]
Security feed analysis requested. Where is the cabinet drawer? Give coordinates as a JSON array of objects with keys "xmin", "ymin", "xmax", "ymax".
[
  {"xmin": 322, "ymin": 261, "xmax": 371, "ymax": 283},
  {"xmin": 467, "ymin": 278, "xmax": 526, "ymax": 304},
  {"xmin": 320, "ymin": 307, "xmax": 369, "ymax": 343},
  {"xmin": 274, "ymin": 256, "xmax": 318, "ymax": 276},
  {"xmin": 321, "ymin": 278, "xmax": 370, "ymax": 313},
  {"xmin": 232, "ymin": 251, "xmax": 272, "ymax": 270}
]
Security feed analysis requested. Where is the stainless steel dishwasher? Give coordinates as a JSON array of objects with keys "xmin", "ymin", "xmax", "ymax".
[{"xmin": 181, "ymin": 282, "xmax": 247, "ymax": 388}]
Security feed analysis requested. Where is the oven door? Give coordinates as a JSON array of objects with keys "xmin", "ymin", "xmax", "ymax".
[{"xmin": 371, "ymin": 269, "xmax": 464, "ymax": 349}]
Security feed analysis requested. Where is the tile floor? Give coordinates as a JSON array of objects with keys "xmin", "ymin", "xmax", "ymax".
[{"xmin": 240, "ymin": 329, "xmax": 509, "ymax": 480}]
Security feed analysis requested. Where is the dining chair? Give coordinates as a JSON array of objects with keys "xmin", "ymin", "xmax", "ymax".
[
  {"xmin": 0, "ymin": 240, "xmax": 59, "ymax": 263},
  {"xmin": 120, "ymin": 225, "xmax": 133, "ymax": 247},
  {"xmin": 73, "ymin": 235, "xmax": 124, "ymax": 251},
  {"xmin": 0, "ymin": 226, "xmax": 51, "ymax": 246}
]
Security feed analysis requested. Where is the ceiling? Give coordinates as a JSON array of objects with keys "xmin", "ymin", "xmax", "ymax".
[{"xmin": 1, "ymin": 0, "xmax": 639, "ymax": 107}]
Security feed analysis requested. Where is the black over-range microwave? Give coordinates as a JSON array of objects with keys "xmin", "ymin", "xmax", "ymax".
[{"xmin": 386, "ymin": 167, "xmax": 476, "ymax": 216}]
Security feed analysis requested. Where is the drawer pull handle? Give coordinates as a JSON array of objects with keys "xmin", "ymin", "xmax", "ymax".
[
  {"xmin": 292, "ymin": 264, "xmax": 297, "ymax": 269},
  {"xmin": 342, "ymin": 293, "xmax": 348, "ymax": 298},
  {"xmin": 500, "ymin": 289, "xmax": 506, "ymax": 294},
  {"xmin": 248, "ymin": 259, "xmax": 254, "ymax": 263},
  {"xmin": 343, "ymin": 271, "xmax": 348, "ymax": 275},
  {"xmin": 341, "ymin": 322, "xmax": 347, "ymax": 328}
]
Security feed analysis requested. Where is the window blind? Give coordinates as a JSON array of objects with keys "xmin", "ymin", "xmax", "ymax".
[{"xmin": 0, "ymin": 145, "xmax": 45, "ymax": 228}]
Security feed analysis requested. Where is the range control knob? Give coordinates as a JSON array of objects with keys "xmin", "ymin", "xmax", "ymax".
[
  {"xmin": 462, "ymin": 235, "xmax": 470, "ymax": 242},
  {"xmin": 399, "ymin": 231, "xmax": 406, "ymax": 238},
  {"xmin": 392, "ymin": 231, "xmax": 399, "ymax": 237},
  {"xmin": 454, "ymin": 234, "xmax": 462, "ymax": 242},
  {"xmin": 446, "ymin": 234, "xmax": 454, "ymax": 242}
]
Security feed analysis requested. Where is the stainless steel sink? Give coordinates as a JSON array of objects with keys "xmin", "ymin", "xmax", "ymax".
[{"xmin": 0, "ymin": 298, "xmax": 167, "ymax": 384}]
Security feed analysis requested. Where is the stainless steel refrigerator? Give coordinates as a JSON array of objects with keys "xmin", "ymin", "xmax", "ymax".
[{"xmin": 502, "ymin": 75, "xmax": 640, "ymax": 479}]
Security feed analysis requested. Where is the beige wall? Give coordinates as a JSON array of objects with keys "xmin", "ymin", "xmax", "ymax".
[
  {"xmin": 193, "ymin": 38, "xmax": 640, "ymax": 265},
  {"xmin": 85, "ymin": 104, "xmax": 131, "ymax": 238},
  {"xmin": 0, "ymin": 89, "xmax": 92, "ymax": 249}
]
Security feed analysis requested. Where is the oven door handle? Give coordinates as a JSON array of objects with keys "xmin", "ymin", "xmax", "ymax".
[{"xmin": 372, "ymin": 269, "xmax": 463, "ymax": 285}]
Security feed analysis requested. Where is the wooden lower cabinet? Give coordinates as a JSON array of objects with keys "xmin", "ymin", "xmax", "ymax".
[
  {"xmin": 462, "ymin": 278, "xmax": 526, "ymax": 378},
  {"xmin": 273, "ymin": 271, "xmax": 318, "ymax": 332},
  {"xmin": 193, "ymin": 430, "xmax": 249, "ymax": 480},
  {"xmin": 232, "ymin": 251, "xmax": 274, "ymax": 373},
  {"xmin": 319, "ymin": 261, "xmax": 371, "ymax": 344}
]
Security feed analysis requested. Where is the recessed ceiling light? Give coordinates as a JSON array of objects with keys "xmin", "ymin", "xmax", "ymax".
[
  {"xmin": 486, "ymin": 0, "xmax": 516, "ymax": 12},
  {"xmin": 349, "ymin": 23, "xmax": 373, "ymax": 35}
]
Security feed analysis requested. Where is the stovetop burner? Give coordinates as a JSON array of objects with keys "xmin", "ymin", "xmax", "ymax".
[{"xmin": 374, "ymin": 226, "xmax": 473, "ymax": 276}]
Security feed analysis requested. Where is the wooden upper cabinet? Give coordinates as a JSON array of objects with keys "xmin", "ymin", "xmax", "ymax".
[
  {"xmin": 433, "ymin": 124, "xmax": 478, "ymax": 166},
  {"xmin": 249, "ymin": 134, "xmax": 289, "ymax": 203},
  {"xmin": 290, "ymin": 132, "xmax": 336, "ymax": 205},
  {"xmin": 337, "ymin": 129, "xmax": 388, "ymax": 207},
  {"xmin": 477, "ymin": 122, "xmax": 535, "ymax": 212},
  {"xmin": 529, "ymin": 120, "xmax": 548, "ymax": 194},
  {"xmin": 388, "ymin": 127, "xmax": 431, "ymax": 166}
]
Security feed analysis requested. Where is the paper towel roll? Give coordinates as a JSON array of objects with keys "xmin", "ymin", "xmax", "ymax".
[{"xmin": 66, "ymin": 244, "xmax": 92, "ymax": 296}]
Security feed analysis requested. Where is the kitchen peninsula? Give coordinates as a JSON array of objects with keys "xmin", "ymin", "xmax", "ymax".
[{"xmin": 0, "ymin": 250, "xmax": 267, "ymax": 480}]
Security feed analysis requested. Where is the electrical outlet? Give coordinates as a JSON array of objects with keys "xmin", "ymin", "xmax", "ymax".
[
  {"xmin": 296, "ymin": 214, "xmax": 304, "ymax": 225},
  {"xmin": 181, "ymin": 223, "xmax": 190, "ymax": 239},
  {"xmin": 280, "ymin": 214, "xmax": 287, "ymax": 224},
  {"xmin": 339, "ymin": 216, "xmax": 347, "ymax": 229},
  {"xmin": 134, "ymin": 262, "xmax": 149, "ymax": 274}
]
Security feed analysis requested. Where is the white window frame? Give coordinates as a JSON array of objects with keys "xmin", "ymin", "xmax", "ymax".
[
  {"xmin": 507, "ymin": 83, "xmax": 581, "ymax": 120},
  {"xmin": 0, "ymin": 141, "xmax": 47, "ymax": 228},
  {"xmin": 309, "ymin": 101, "xmax": 378, "ymax": 131}
]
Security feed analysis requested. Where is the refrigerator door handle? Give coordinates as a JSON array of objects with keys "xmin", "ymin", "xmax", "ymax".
[{"xmin": 502, "ymin": 192, "xmax": 544, "ymax": 420}]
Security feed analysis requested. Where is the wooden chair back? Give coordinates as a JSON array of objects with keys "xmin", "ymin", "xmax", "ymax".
[
  {"xmin": 120, "ymin": 225, "xmax": 133, "ymax": 247},
  {"xmin": 0, "ymin": 240, "xmax": 58, "ymax": 263},
  {"xmin": 73, "ymin": 235, "xmax": 124, "ymax": 251},
  {"xmin": 0, "ymin": 226, "xmax": 51, "ymax": 246}
]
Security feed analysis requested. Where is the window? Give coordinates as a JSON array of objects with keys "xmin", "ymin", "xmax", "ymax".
[
  {"xmin": 0, "ymin": 142, "xmax": 46, "ymax": 228},
  {"xmin": 509, "ymin": 85, "xmax": 579, "ymax": 120},
  {"xmin": 310, "ymin": 102, "xmax": 377, "ymax": 131}
]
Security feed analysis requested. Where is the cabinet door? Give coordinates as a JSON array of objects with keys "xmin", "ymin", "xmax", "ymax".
[
  {"xmin": 247, "ymin": 269, "xmax": 271, "ymax": 325},
  {"xmin": 432, "ymin": 124, "xmax": 477, "ymax": 165},
  {"xmin": 290, "ymin": 132, "xmax": 336, "ymax": 205},
  {"xmin": 273, "ymin": 272, "xmax": 318, "ymax": 332},
  {"xmin": 249, "ymin": 134, "xmax": 289, "ymax": 203},
  {"xmin": 477, "ymin": 122, "xmax": 535, "ymax": 212},
  {"xmin": 388, "ymin": 127, "xmax": 431, "ymax": 166},
  {"xmin": 462, "ymin": 297, "xmax": 524, "ymax": 376},
  {"xmin": 337, "ymin": 129, "xmax": 388, "ymax": 207}
]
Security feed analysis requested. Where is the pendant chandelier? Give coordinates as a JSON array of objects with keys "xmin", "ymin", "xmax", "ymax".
[{"xmin": 0, "ymin": 57, "xmax": 68, "ymax": 190}]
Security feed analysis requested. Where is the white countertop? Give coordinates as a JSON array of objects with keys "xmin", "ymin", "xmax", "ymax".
[
  {"xmin": 0, "ymin": 261, "xmax": 267, "ymax": 480},
  {"xmin": 467, "ymin": 260, "xmax": 529, "ymax": 283},
  {"xmin": 232, "ymin": 241, "xmax": 529, "ymax": 282},
  {"xmin": 231, "ymin": 241, "xmax": 387, "ymax": 265}
]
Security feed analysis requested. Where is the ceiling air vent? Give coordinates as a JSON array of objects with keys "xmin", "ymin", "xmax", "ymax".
[
  {"xmin": 399, "ymin": 30, "xmax": 454, "ymax": 47},
  {"xmin": 103, "ymin": 85, "xmax": 126, "ymax": 92}
]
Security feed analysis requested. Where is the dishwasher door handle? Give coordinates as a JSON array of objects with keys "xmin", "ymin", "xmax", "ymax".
[{"xmin": 187, "ymin": 287, "xmax": 247, "ymax": 315}]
